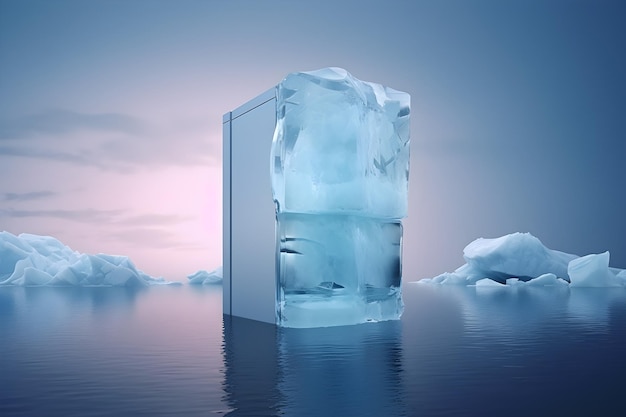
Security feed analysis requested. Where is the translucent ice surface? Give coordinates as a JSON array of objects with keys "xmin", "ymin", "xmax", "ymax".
[
  {"xmin": 568, "ymin": 252, "xmax": 623, "ymax": 287},
  {"xmin": 271, "ymin": 67, "xmax": 410, "ymax": 218},
  {"xmin": 271, "ymin": 68, "xmax": 410, "ymax": 327},
  {"xmin": 418, "ymin": 232, "xmax": 625, "ymax": 287},
  {"xmin": 187, "ymin": 267, "xmax": 223, "ymax": 285},
  {"xmin": 0, "ymin": 231, "xmax": 173, "ymax": 286}
]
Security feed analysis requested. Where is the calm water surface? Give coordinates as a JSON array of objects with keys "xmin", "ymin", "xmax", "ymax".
[{"xmin": 1, "ymin": 283, "xmax": 625, "ymax": 416}]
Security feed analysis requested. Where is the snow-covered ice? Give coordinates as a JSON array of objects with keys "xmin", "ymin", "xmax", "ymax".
[
  {"xmin": 418, "ymin": 232, "xmax": 625, "ymax": 287},
  {"xmin": 187, "ymin": 267, "xmax": 223, "ymax": 285},
  {"xmin": 0, "ymin": 231, "xmax": 175, "ymax": 286}
]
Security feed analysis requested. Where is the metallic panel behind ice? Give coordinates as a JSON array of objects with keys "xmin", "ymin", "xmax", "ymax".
[{"xmin": 223, "ymin": 89, "xmax": 277, "ymax": 324}]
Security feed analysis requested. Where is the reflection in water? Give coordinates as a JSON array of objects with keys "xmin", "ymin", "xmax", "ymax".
[
  {"xmin": 403, "ymin": 283, "xmax": 626, "ymax": 416},
  {"xmin": 567, "ymin": 288, "xmax": 626, "ymax": 331},
  {"xmin": 8, "ymin": 285, "xmax": 145, "ymax": 312},
  {"xmin": 2, "ymin": 284, "xmax": 625, "ymax": 416},
  {"xmin": 278, "ymin": 320, "xmax": 404, "ymax": 417},
  {"xmin": 0, "ymin": 286, "xmax": 146, "ymax": 350},
  {"xmin": 222, "ymin": 316, "xmax": 404, "ymax": 417},
  {"xmin": 0, "ymin": 286, "xmax": 227, "ymax": 417},
  {"xmin": 423, "ymin": 283, "xmax": 626, "ymax": 335},
  {"xmin": 451, "ymin": 284, "xmax": 572, "ymax": 337},
  {"xmin": 222, "ymin": 315, "xmax": 281, "ymax": 416},
  {"xmin": 222, "ymin": 284, "xmax": 626, "ymax": 416}
]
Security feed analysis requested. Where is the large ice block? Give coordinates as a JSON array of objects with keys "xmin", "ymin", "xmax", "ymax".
[{"xmin": 271, "ymin": 68, "xmax": 410, "ymax": 328}]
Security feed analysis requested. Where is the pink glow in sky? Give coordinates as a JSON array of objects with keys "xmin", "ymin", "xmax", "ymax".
[{"xmin": 1, "ymin": 0, "xmax": 624, "ymax": 280}]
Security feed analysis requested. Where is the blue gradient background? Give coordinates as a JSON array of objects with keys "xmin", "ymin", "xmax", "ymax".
[{"xmin": 0, "ymin": 0, "xmax": 624, "ymax": 280}]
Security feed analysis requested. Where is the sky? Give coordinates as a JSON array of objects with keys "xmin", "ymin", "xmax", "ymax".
[{"xmin": 0, "ymin": 0, "xmax": 624, "ymax": 280}]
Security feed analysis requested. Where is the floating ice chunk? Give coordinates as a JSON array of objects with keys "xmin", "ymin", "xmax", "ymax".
[
  {"xmin": 476, "ymin": 278, "xmax": 505, "ymax": 287},
  {"xmin": 425, "ymin": 272, "xmax": 467, "ymax": 285},
  {"xmin": 0, "ymin": 231, "xmax": 174, "ymax": 286},
  {"xmin": 568, "ymin": 252, "xmax": 623, "ymax": 287},
  {"xmin": 187, "ymin": 267, "xmax": 223, "ymax": 285},
  {"xmin": 523, "ymin": 273, "xmax": 569, "ymax": 287},
  {"xmin": 416, "ymin": 232, "xmax": 624, "ymax": 287},
  {"xmin": 505, "ymin": 273, "xmax": 569, "ymax": 287},
  {"xmin": 462, "ymin": 232, "xmax": 576, "ymax": 283}
]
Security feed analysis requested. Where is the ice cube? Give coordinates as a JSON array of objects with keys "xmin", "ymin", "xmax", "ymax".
[{"xmin": 271, "ymin": 68, "xmax": 410, "ymax": 327}]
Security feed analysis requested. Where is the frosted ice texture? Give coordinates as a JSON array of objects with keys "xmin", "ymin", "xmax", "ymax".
[
  {"xmin": 0, "ymin": 231, "xmax": 173, "ymax": 286},
  {"xmin": 568, "ymin": 252, "xmax": 624, "ymax": 287},
  {"xmin": 271, "ymin": 68, "xmax": 410, "ymax": 328},
  {"xmin": 419, "ymin": 232, "xmax": 625, "ymax": 287}
]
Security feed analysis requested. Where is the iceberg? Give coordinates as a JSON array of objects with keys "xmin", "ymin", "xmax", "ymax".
[
  {"xmin": 187, "ymin": 267, "xmax": 223, "ymax": 285},
  {"xmin": 507, "ymin": 273, "xmax": 568, "ymax": 287},
  {"xmin": 271, "ymin": 68, "xmax": 410, "ymax": 327},
  {"xmin": 419, "ymin": 232, "xmax": 625, "ymax": 287},
  {"xmin": 568, "ymin": 252, "xmax": 623, "ymax": 287},
  {"xmin": 0, "ymin": 231, "xmax": 174, "ymax": 286}
]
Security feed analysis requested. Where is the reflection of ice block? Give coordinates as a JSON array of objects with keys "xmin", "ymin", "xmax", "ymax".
[{"xmin": 271, "ymin": 68, "xmax": 410, "ymax": 328}]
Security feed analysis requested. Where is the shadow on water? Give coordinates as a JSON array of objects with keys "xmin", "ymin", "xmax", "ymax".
[{"xmin": 222, "ymin": 315, "xmax": 405, "ymax": 417}]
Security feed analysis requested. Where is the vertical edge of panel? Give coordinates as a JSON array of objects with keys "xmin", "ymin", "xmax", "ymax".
[
  {"xmin": 222, "ymin": 111, "xmax": 232, "ymax": 316},
  {"xmin": 271, "ymin": 93, "xmax": 278, "ymax": 325}
]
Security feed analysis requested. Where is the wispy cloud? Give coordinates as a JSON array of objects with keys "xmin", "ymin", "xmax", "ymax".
[
  {"xmin": 113, "ymin": 213, "xmax": 191, "ymax": 226},
  {"xmin": 0, "ymin": 208, "xmax": 126, "ymax": 223},
  {"xmin": 107, "ymin": 228, "xmax": 203, "ymax": 249},
  {"xmin": 0, "ymin": 145, "xmax": 105, "ymax": 168},
  {"xmin": 1, "ymin": 191, "xmax": 56, "ymax": 201},
  {"xmin": 0, "ymin": 109, "xmax": 219, "ymax": 172},
  {"xmin": 0, "ymin": 109, "xmax": 145, "ymax": 139},
  {"xmin": 0, "ymin": 207, "xmax": 192, "ymax": 228}
]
